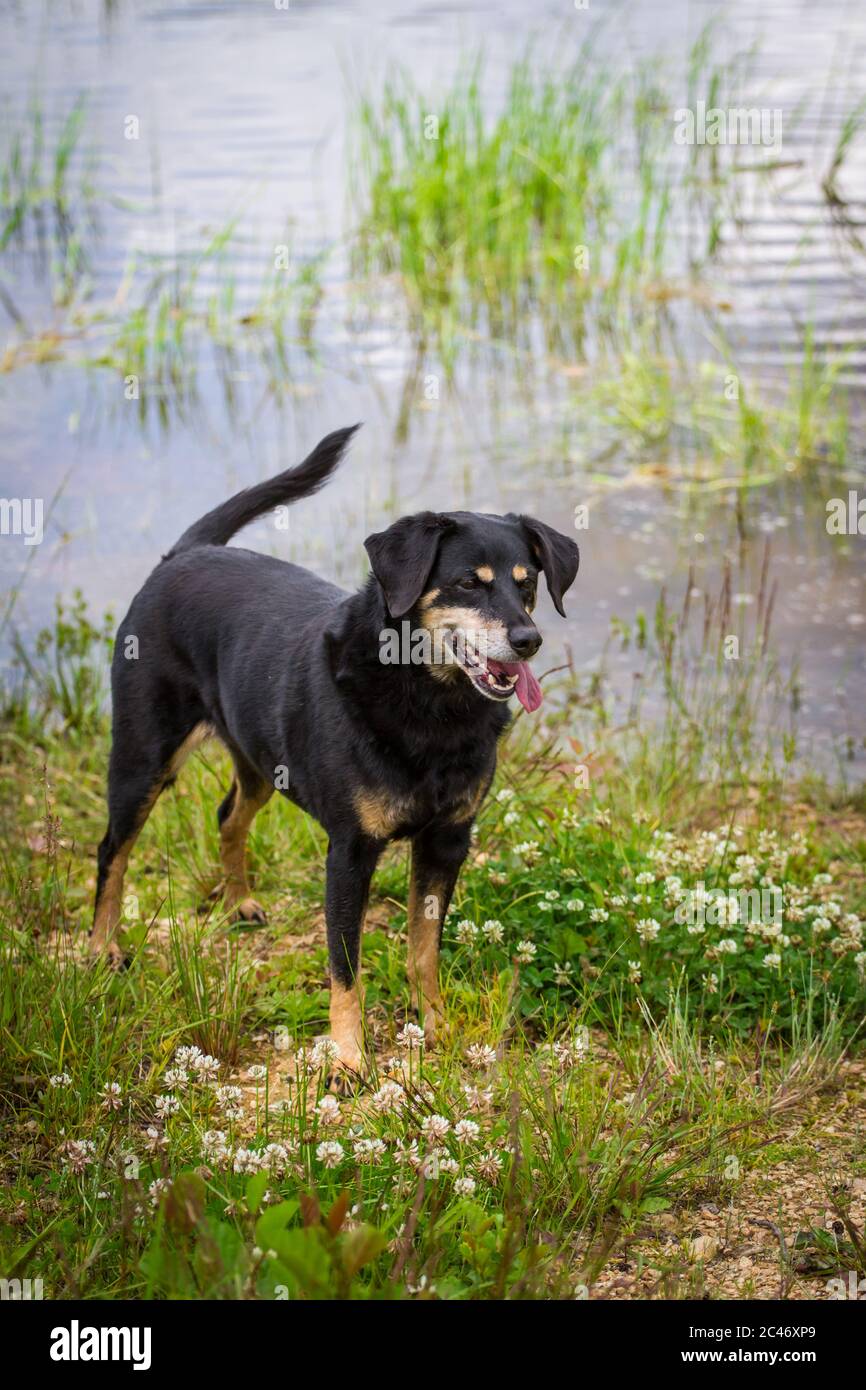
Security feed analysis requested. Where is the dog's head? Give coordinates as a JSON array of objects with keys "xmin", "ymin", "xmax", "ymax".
[{"xmin": 364, "ymin": 510, "xmax": 579, "ymax": 709}]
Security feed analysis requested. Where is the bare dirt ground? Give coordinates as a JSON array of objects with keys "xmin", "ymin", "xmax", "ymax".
[{"xmin": 592, "ymin": 1058, "xmax": 866, "ymax": 1301}]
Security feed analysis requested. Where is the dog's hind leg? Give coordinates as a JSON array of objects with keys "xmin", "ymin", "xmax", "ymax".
[
  {"xmin": 217, "ymin": 758, "xmax": 273, "ymax": 923},
  {"xmin": 92, "ymin": 719, "xmax": 212, "ymax": 964},
  {"xmin": 324, "ymin": 835, "xmax": 382, "ymax": 1080},
  {"xmin": 407, "ymin": 821, "xmax": 472, "ymax": 1045}
]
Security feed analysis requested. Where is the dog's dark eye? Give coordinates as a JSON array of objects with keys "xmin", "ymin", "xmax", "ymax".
[{"xmin": 457, "ymin": 577, "xmax": 478, "ymax": 591}]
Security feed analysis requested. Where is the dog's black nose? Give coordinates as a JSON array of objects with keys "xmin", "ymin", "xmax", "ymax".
[{"xmin": 508, "ymin": 625, "xmax": 542, "ymax": 659}]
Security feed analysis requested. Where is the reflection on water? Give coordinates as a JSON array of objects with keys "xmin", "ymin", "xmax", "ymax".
[{"xmin": 0, "ymin": 0, "xmax": 864, "ymax": 774}]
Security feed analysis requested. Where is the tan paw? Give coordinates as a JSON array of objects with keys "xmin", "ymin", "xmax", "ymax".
[
  {"xmin": 229, "ymin": 897, "xmax": 268, "ymax": 925},
  {"xmin": 90, "ymin": 939, "xmax": 129, "ymax": 971},
  {"xmin": 326, "ymin": 1055, "xmax": 365, "ymax": 1096}
]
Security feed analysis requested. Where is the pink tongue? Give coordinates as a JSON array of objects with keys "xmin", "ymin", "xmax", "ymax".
[{"xmin": 488, "ymin": 660, "xmax": 543, "ymax": 712}]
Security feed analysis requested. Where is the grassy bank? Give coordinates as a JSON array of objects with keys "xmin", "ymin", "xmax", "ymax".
[{"xmin": 1, "ymin": 595, "xmax": 864, "ymax": 1300}]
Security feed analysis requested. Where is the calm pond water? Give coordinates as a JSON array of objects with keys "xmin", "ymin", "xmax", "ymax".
[{"xmin": 0, "ymin": 0, "xmax": 864, "ymax": 774}]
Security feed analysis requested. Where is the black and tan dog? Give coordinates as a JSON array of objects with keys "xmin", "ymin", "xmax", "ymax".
[{"xmin": 92, "ymin": 426, "xmax": 579, "ymax": 1076}]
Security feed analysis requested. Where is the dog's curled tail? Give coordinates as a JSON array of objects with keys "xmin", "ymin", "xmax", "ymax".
[{"xmin": 165, "ymin": 424, "xmax": 361, "ymax": 559}]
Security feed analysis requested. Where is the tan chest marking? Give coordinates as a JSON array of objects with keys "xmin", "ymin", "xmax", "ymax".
[{"xmin": 354, "ymin": 788, "xmax": 418, "ymax": 840}]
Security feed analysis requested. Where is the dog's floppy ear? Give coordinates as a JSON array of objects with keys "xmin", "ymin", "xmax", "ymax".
[
  {"xmin": 364, "ymin": 512, "xmax": 454, "ymax": 617},
  {"xmin": 518, "ymin": 515, "xmax": 579, "ymax": 617}
]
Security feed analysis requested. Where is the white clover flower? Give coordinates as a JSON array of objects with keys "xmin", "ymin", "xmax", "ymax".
[
  {"xmin": 174, "ymin": 1045, "xmax": 203, "ymax": 1070},
  {"xmin": 589, "ymin": 907, "xmax": 609, "ymax": 922},
  {"xmin": 538, "ymin": 901, "xmax": 552, "ymax": 912},
  {"xmin": 759, "ymin": 922, "xmax": 782, "ymax": 940},
  {"xmin": 855, "ymin": 951, "xmax": 866, "ymax": 977},
  {"xmin": 49, "ymin": 1073, "xmax": 72, "ymax": 1089},
  {"xmin": 247, "ymin": 1065, "xmax": 267, "ymax": 1082},
  {"xmin": 310, "ymin": 1039, "xmax": 341, "ymax": 1070},
  {"xmin": 422, "ymin": 1114, "xmax": 451, "ymax": 1143},
  {"xmin": 233, "ymin": 1147, "xmax": 263, "ymax": 1175},
  {"xmin": 495, "ymin": 788, "xmax": 516, "ymax": 803},
  {"xmin": 465, "ymin": 1043, "xmax": 497, "ymax": 1069},
  {"xmin": 163, "ymin": 1068, "xmax": 188, "ymax": 1090},
  {"xmin": 394, "ymin": 1138, "xmax": 420, "ymax": 1167},
  {"xmin": 316, "ymin": 1095, "xmax": 341, "ymax": 1127},
  {"xmin": 627, "ymin": 960, "xmax": 642, "ymax": 984},
  {"xmin": 553, "ymin": 963, "xmax": 573, "ymax": 987},
  {"xmin": 192, "ymin": 1053, "xmax": 220, "ymax": 1080},
  {"xmin": 812, "ymin": 872, "xmax": 832, "ymax": 886},
  {"xmin": 481, "ymin": 919, "xmax": 504, "ymax": 943},
  {"xmin": 201, "ymin": 1130, "xmax": 230, "ymax": 1163},
  {"xmin": 61, "ymin": 1138, "xmax": 96, "ymax": 1173},
  {"xmin": 143, "ymin": 1126, "xmax": 167, "ymax": 1153},
  {"xmin": 396, "ymin": 1023, "xmax": 425, "ymax": 1051},
  {"xmin": 566, "ymin": 898, "xmax": 584, "ymax": 912},
  {"xmin": 155, "ymin": 1094, "xmax": 180, "ymax": 1117},
  {"xmin": 476, "ymin": 1151, "xmax": 503, "ymax": 1183},
  {"xmin": 455, "ymin": 919, "xmax": 479, "ymax": 945},
  {"xmin": 503, "ymin": 811, "xmax": 519, "ymax": 827},
  {"xmin": 702, "ymin": 972, "xmax": 719, "ymax": 995},
  {"xmin": 148, "ymin": 1178, "xmax": 170, "ymax": 1206},
  {"xmin": 515, "ymin": 939, "xmax": 536, "ymax": 963},
  {"xmin": 353, "ymin": 1137, "xmax": 386, "ymax": 1165},
  {"xmin": 763, "ymin": 952, "xmax": 782, "ymax": 969},
  {"xmin": 371, "ymin": 1081, "xmax": 405, "ymax": 1114},
  {"xmin": 514, "ymin": 840, "xmax": 541, "ymax": 864},
  {"xmin": 609, "ymin": 894, "xmax": 628, "ymax": 908},
  {"xmin": 635, "ymin": 871, "xmax": 655, "ymax": 886},
  {"xmin": 454, "ymin": 1176, "xmax": 477, "ymax": 1197},
  {"xmin": 101, "ymin": 1081, "xmax": 123, "ymax": 1112},
  {"xmin": 463, "ymin": 1084, "xmax": 494, "ymax": 1113},
  {"xmin": 316, "ymin": 1140, "xmax": 345, "ymax": 1169},
  {"xmin": 544, "ymin": 889, "xmax": 560, "ymax": 902},
  {"xmin": 263, "ymin": 1143, "xmax": 291, "ymax": 1175},
  {"xmin": 215, "ymin": 1085, "xmax": 243, "ymax": 1110},
  {"xmin": 454, "ymin": 1119, "xmax": 481, "ymax": 1144},
  {"xmin": 717, "ymin": 938, "xmax": 738, "ymax": 954},
  {"xmin": 636, "ymin": 917, "xmax": 660, "ymax": 943}
]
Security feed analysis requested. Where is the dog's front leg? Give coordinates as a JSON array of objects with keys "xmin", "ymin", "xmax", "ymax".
[
  {"xmin": 325, "ymin": 835, "xmax": 381, "ymax": 1077},
  {"xmin": 408, "ymin": 821, "xmax": 472, "ymax": 1046}
]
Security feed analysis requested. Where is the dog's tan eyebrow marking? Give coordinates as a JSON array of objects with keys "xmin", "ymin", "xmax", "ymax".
[
  {"xmin": 418, "ymin": 589, "xmax": 441, "ymax": 610},
  {"xmin": 512, "ymin": 565, "xmax": 528, "ymax": 581},
  {"xmin": 475, "ymin": 565, "xmax": 494, "ymax": 583}
]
